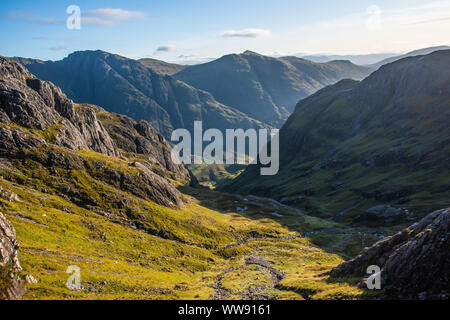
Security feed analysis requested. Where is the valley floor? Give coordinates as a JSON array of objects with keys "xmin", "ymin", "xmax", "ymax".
[{"xmin": 1, "ymin": 176, "xmax": 380, "ymax": 300}]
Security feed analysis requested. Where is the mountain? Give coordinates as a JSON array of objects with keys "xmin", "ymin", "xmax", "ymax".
[
  {"xmin": 223, "ymin": 50, "xmax": 450, "ymax": 224},
  {"xmin": 14, "ymin": 51, "xmax": 267, "ymax": 138},
  {"xmin": 0, "ymin": 55, "xmax": 378, "ymax": 300},
  {"xmin": 174, "ymin": 51, "xmax": 373, "ymax": 126},
  {"xmin": 138, "ymin": 58, "xmax": 187, "ymax": 75},
  {"xmin": 369, "ymin": 45, "xmax": 450, "ymax": 70},
  {"xmin": 300, "ymin": 53, "xmax": 397, "ymax": 65},
  {"xmin": 0, "ymin": 56, "xmax": 190, "ymax": 208}
]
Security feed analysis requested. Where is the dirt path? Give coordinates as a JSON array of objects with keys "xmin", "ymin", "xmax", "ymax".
[{"xmin": 209, "ymin": 255, "xmax": 286, "ymax": 300}]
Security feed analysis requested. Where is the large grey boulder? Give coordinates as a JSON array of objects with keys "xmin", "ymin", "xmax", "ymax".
[
  {"xmin": 0, "ymin": 212, "xmax": 25, "ymax": 300},
  {"xmin": 331, "ymin": 208, "xmax": 449, "ymax": 299}
]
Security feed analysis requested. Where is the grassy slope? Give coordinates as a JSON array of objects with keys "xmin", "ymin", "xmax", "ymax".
[{"xmin": 0, "ymin": 149, "xmax": 372, "ymax": 300}]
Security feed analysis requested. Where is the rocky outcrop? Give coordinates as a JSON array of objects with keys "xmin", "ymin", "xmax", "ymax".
[
  {"xmin": 0, "ymin": 56, "xmax": 190, "ymax": 209},
  {"xmin": 0, "ymin": 56, "xmax": 119, "ymax": 157},
  {"xmin": 331, "ymin": 208, "xmax": 450, "ymax": 299},
  {"xmin": 0, "ymin": 212, "xmax": 25, "ymax": 300},
  {"xmin": 95, "ymin": 109, "xmax": 189, "ymax": 181}
]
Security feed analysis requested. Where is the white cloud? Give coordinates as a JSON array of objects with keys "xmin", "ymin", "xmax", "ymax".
[
  {"xmin": 155, "ymin": 45, "xmax": 176, "ymax": 52},
  {"xmin": 7, "ymin": 8, "xmax": 145, "ymax": 28},
  {"xmin": 220, "ymin": 28, "xmax": 271, "ymax": 38},
  {"xmin": 82, "ymin": 8, "xmax": 146, "ymax": 27},
  {"xmin": 7, "ymin": 11, "xmax": 58, "ymax": 25},
  {"xmin": 49, "ymin": 45, "xmax": 67, "ymax": 51}
]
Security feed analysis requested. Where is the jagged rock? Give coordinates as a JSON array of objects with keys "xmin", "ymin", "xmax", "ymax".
[
  {"xmin": 0, "ymin": 187, "xmax": 20, "ymax": 202},
  {"xmin": 0, "ymin": 56, "xmax": 119, "ymax": 157},
  {"xmin": 0, "ymin": 212, "xmax": 25, "ymax": 300},
  {"xmin": 331, "ymin": 208, "xmax": 450, "ymax": 299},
  {"xmin": 0, "ymin": 56, "xmax": 190, "ymax": 209},
  {"xmin": 353, "ymin": 205, "xmax": 408, "ymax": 225},
  {"xmin": 96, "ymin": 111, "xmax": 189, "ymax": 181},
  {"xmin": 0, "ymin": 126, "xmax": 46, "ymax": 150},
  {"xmin": 25, "ymin": 274, "xmax": 38, "ymax": 284}
]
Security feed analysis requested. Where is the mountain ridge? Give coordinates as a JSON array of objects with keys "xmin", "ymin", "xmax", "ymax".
[
  {"xmin": 13, "ymin": 50, "xmax": 268, "ymax": 138},
  {"xmin": 174, "ymin": 51, "xmax": 372, "ymax": 126}
]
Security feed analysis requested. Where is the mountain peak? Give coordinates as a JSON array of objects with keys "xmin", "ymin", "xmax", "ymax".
[{"xmin": 242, "ymin": 50, "xmax": 261, "ymax": 56}]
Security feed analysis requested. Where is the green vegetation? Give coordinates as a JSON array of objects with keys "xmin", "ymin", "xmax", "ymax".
[
  {"xmin": 188, "ymin": 163, "xmax": 246, "ymax": 188},
  {"xmin": 0, "ymin": 146, "xmax": 368, "ymax": 299},
  {"xmin": 225, "ymin": 51, "xmax": 450, "ymax": 224}
]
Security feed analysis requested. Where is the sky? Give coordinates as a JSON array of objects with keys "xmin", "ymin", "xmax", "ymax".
[{"xmin": 0, "ymin": 0, "xmax": 449, "ymax": 64}]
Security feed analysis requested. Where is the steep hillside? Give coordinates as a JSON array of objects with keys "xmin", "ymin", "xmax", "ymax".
[
  {"xmin": 14, "ymin": 51, "xmax": 267, "ymax": 138},
  {"xmin": 224, "ymin": 50, "xmax": 450, "ymax": 224},
  {"xmin": 174, "ymin": 51, "xmax": 372, "ymax": 126}
]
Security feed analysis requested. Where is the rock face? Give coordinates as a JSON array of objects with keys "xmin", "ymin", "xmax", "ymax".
[
  {"xmin": 0, "ymin": 212, "xmax": 25, "ymax": 300},
  {"xmin": 0, "ymin": 56, "xmax": 190, "ymax": 209},
  {"xmin": 0, "ymin": 56, "xmax": 119, "ymax": 157},
  {"xmin": 331, "ymin": 208, "xmax": 449, "ymax": 299},
  {"xmin": 95, "ymin": 108, "xmax": 188, "ymax": 181}
]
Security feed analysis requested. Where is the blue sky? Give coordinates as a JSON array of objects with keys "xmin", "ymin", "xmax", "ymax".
[{"xmin": 1, "ymin": 0, "xmax": 449, "ymax": 63}]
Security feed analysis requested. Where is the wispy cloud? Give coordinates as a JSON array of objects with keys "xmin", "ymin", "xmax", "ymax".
[
  {"xmin": 82, "ymin": 8, "xmax": 146, "ymax": 27},
  {"xmin": 155, "ymin": 45, "xmax": 176, "ymax": 53},
  {"xmin": 410, "ymin": 16, "xmax": 450, "ymax": 24},
  {"xmin": 49, "ymin": 45, "xmax": 67, "ymax": 51},
  {"xmin": 220, "ymin": 28, "xmax": 271, "ymax": 38},
  {"xmin": 7, "ymin": 8, "xmax": 145, "ymax": 28},
  {"xmin": 7, "ymin": 11, "xmax": 58, "ymax": 25}
]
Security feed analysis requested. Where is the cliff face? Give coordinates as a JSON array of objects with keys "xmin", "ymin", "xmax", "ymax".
[
  {"xmin": 0, "ymin": 212, "xmax": 25, "ymax": 300},
  {"xmin": 0, "ymin": 57, "xmax": 119, "ymax": 157},
  {"xmin": 0, "ymin": 56, "xmax": 190, "ymax": 209},
  {"xmin": 331, "ymin": 208, "xmax": 449, "ymax": 299}
]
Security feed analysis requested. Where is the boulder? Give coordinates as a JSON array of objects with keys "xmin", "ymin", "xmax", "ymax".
[
  {"xmin": 0, "ymin": 212, "xmax": 25, "ymax": 300},
  {"xmin": 331, "ymin": 208, "xmax": 450, "ymax": 299}
]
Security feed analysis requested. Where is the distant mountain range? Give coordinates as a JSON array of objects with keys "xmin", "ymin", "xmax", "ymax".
[
  {"xmin": 14, "ymin": 51, "xmax": 267, "ymax": 138},
  {"xmin": 223, "ymin": 50, "xmax": 450, "ymax": 224},
  {"xmin": 300, "ymin": 53, "xmax": 397, "ymax": 65},
  {"xmin": 14, "ymin": 50, "xmax": 372, "ymax": 134},
  {"xmin": 174, "ymin": 50, "xmax": 371, "ymax": 126},
  {"xmin": 299, "ymin": 46, "xmax": 450, "ymax": 67},
  {"xmin": 367, "ymin": 45, "xmax": 450, "ymax": 69},
  {"xmin": 13, "ymin": 46, "xmax": 448, "ymax": 139}
]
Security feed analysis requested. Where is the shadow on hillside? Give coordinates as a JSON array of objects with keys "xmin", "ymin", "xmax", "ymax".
[{"xmin": 179, "ymin": 185, "xmax": 383, "ymax": 260}]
